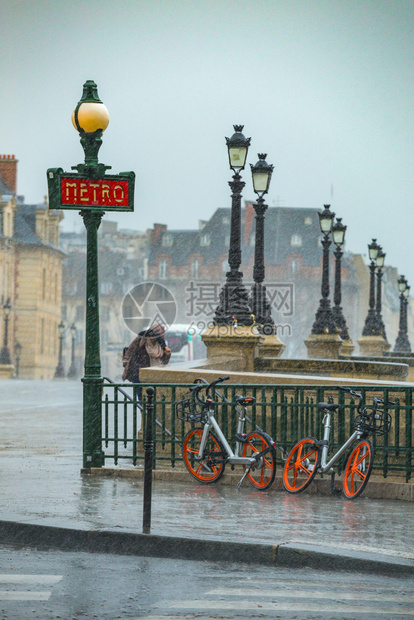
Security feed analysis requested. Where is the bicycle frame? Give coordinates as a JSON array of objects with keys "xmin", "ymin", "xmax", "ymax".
[
  {"xmin": 318, "ymin": 410, "xmax": 364, "ymax": 475},
  {"xmin": 198, "ymin": 404, "xmax": 258, "ymax": 467}
]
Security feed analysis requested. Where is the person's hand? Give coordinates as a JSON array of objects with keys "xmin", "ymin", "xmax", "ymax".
[{"xmin": 164, "ymin": 346, "xmax": 171, "ymax": 355}]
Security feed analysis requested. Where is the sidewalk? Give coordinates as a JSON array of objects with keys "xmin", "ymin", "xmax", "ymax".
[{"xmin": 0, "ymin": 380, "xmax": 413, "ymax": 574}]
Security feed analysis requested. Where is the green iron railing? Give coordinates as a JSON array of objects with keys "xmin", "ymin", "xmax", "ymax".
[{"xmin": 101, "ymin": 380, "xmax": 413, "ymax": 481}]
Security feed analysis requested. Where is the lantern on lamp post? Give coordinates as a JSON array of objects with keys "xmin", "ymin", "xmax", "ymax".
[
  {"xmin": 67, "ymin": 322, "xmax": 78, "ymax": 378},
  {"xmin": 248, "ymin": 154, "xmax": 274, "ymax": 333},
  {"xmin": 394, "ymin": 276, "xmax": 411, "ymax": 352},
  {"xmin": 375, "ymin": 248, "xmax": 387, "ymax": 339},
  {"xmin": 214, "ymin": 125, "xmax": 253, "ymax": 325},
  {"xmin": 54, "ymin": 320, "xmax": 66, "ymax": 378},
  {"xmin": 362, "ymin": 239, "xmax": 381, "ymax": 336},
  {"xmin": 331, "ymin": 217, "xmax": 350, "ymax": 340},
  {"xmin": 311, "ymin": 205, "xmax": 337, "ymax": 334},
  {"xmin": 47, "ymin": 80, "xmax": 135, "ymax": 468},
  {"xmin": 0, "ymin": 298, "xmax": 12, "ymax": 365}
]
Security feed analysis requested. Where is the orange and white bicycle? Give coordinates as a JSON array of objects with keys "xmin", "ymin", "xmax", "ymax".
[
  {"xmin": 283, "ymin": 386, "xmax": 394, "ymax": 499},
  {"xmin": 177, "ymin": 376, "xmax": 282, "ymax": 490}
]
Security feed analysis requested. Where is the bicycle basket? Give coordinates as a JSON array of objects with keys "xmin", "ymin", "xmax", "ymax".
[
  {"xmin": 176, "ymin": 395, "xmax": 203, "ymax": 422},
  {"xmin": 354, "ymin": 408, "xmax": 392, "ymax": 436}
]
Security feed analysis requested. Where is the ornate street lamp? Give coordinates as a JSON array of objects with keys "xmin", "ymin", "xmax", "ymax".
[
  {"xmin": 54, "ymin": 320, "xmax": 66, "ymax": 378},
  {"xmin": 48, "ymin": 80, "xmax": 134, "ymax": 468},
  {"xmin": 394, "ymin": 276, "xmax": 411, "ymax": 352},
  {"xmin": 0, "ymin": 298, "xmax": 12, "ymax": 364},
  {"xmin": 14, "ymin": 341, "xmax": 22, "ymax": 378},
  {"xmin": 67, "ymin": 322, "xmax": 78, "ymax": 378},
  {"xmin": 248, "ymin": 154, "xmax": 274, "ymax": 333},
  {"xmin": 362, "ymin": 239, "xmax": 381, "ymax": 336},
  {"xmin": 214, "ymin": 125, "xmax": 253, "ymax": 325},
  {"xmin": 331, "ymin": 218, "xmax": 350, "ymax": 340},
  {"xmin": 375, "ymin": 248, "xmax": 387, "ymax": 339},
  {"xmin": 311, "ymin": 205, "xmax": 337, "ymax": 334}
]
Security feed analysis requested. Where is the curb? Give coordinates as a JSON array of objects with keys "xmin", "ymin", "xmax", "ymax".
[
  {"xmin": 82, "ymin": 467, "xmax": 414, "ymax": 502},
  {"xmin": 0, "ymin": 520, "xmax": 413, "ymax": 576}
]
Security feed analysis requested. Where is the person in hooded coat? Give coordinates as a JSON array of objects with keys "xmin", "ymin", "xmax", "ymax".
[{"xmin": 122, "ymin": 324, "xmax": 171, "ymax": 398}]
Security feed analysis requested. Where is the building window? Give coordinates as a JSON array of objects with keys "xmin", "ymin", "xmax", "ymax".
[
  {"xmin": 100, "ymin": 281, "xmax": 113, "ymax": 294},
  {"xmin": 162, "ymin": 234, "xmax": 173, "ymax": 247},
  {"xmin": 159, "ymin": 260, "xmax": 168, "ymax": 279},
  {"xmin": 304, "ymin": 217, "xmax": 312, "ymax": 225},
  {"xmin": 191, "ymin": 259, "xmax": 200, "ymax": 278},
  {"xmin": 290, "ymin": 234, "xmax": 302, "ymax": 247},
  {"xmin": 101, "ymin": 329, "xmax": 109, "ymax": 346},
  {"xmin": 75, "ymin": 305, "xmax": 84, "ymax": 321},
  {"xmin": 101, "ymin": 306, "xmax": 110, "ymax": 321},
  {"xmin": 222, "ymin": 216, "xmax": 230, "ymax": 224},
  {"xmin": 200, "ymin": 234, "xmax": 210, "ymax": 247},
  {"xmin": 40, "ymin": 318, "xmax": 45, "ymax": 355},
  {"xmin": 42, "ymin": 268, "xmax": 46, "ymax": 300},
  {"xmin": 290, "ymin": 260, "xmax": 298, "ymax": 275}
]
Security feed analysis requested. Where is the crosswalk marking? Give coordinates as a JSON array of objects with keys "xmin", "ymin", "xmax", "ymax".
[
  {"xmin": 0, "ymin": 591, "xmax": 51, "ymax": 601},
  {"xmin": 160, "ymin": 599, "xmax": 414, "ymax": 614},
  {"xmin": 0, "ymin": 574, "xmax": 62, "ymax": 601},
  {"xmin": 0, "ymin": 574, "xmax": 62, "ymax": 585},
  {"xmin": 209, "ymin": 586, "xmax": 414, "ymax": 603}
]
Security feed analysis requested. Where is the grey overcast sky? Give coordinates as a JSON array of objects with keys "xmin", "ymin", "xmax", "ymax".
[{"xmin": 1, "ymin": 0, "xmax": 414, "ymax": 281}]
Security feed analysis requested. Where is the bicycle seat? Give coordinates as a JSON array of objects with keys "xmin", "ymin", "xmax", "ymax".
[
  {"xmin": 317, "ymin": 402, "xmax": 340, "ymax": 412},
  {"xmin": 235, "ymin": 395, "xmax": 256, "ymax": 407}
]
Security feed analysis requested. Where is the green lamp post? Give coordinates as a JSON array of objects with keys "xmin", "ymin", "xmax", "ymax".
[{"xmin": 47, "ymin": 80, "xmax": 135, "ymax": 469}]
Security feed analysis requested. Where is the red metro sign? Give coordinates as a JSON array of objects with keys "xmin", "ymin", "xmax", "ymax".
[
  {"xmin": 62, "ymin": 177, "xmax": 129, "ymax": 208},
  {"xmin": 47, "ymin": 168, "xmax": 135, "ymax": 212}
]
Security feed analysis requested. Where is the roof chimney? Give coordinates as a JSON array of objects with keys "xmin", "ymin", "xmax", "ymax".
[{"xmin": 0, "ymin": 155, "xmax": 18, "ymax": 194}]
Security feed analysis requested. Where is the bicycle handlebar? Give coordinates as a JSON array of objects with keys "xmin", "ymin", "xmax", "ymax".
[
  {"xmin": 336, "ymin": 386, "xmax": 395, "ymax": 411},
  {"xmin": 190, "ymin": 376, "xmax": 230, "ymax": 404}
]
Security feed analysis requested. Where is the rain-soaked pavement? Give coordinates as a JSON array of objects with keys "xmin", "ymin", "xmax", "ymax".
[{"xmin": 0, "ymin": 380, "xmax": 413, "ymax": 564}]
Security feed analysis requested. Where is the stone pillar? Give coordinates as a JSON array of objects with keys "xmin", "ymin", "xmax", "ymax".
[
  {"xmin": 357, "ymin": 335, "xmax": 391, "ymax": 357},
  {"xmin": 201, "ymin": 324, "xmax": 261, "ymax": 373},
  {"xmin": 304, "ymin": 333, "xmax": 343, "ymax": 360},
  {"xmin": 257, "ymin": 333, "xmax": 285, "ymax": 358}
]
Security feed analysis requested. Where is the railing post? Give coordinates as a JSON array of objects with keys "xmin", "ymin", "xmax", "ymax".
[{"xmin": 143, "ymin": 386, "xmax": 154, "ymax": 534}]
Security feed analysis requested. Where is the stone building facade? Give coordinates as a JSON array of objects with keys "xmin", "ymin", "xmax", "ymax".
[{"xmin": 0, "ymin": 155, "xmax": 64, "ymax": 378}]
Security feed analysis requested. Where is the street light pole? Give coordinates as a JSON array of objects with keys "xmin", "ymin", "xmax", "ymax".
[
  {"xmin": 249, "ymin": 154, "xmax": 274, "ymax": 333},
  {"xmin": 54, "ymin": 320, "xmax": 66, "ymax": 378},
  {"xmin": 394, "ymin": 276, "xmax": 411, "ymax": 352},
  {"xmin": 375, "ymin": 248, "xmax": 387, "ymax": 339},
  {"xmin": 72, "ymin": 81, "xmax": 108, "ymax": 467},
  {"xmin": 311, "ymin": 205, "xmax": 337, "ymax": 334},
  {"xmin": 362, "ymin": 239, "xmax": 380, "ymax": 336},
  {"xmin": 214, "ymin": 125, "xmax": 253, "ymax": 326},
  {"xmin": 0, "ymin": 298, "xmax": 12, "ymax": 365},
  {"xmin": 14, "ymin": 341, "xmax": 22, "ymax": 378},
  {"xmin": 67, "ymin": 323, "xmax": 77, "ymax": 378},
  {"xmin": 332, "ymin": 218, "xmax": 350, "ymax": 340}
]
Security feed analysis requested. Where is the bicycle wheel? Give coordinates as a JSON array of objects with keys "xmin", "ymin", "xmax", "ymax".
[
  {"xmin": 343, "ymin": 440, "xmax": 374, "ymax": 499},
  {"xmin": 182, "ymin": 428, "xmax": 225, "ymax": 483},
  {"xmin": 283, "ymin": 437, "xmax": 320, "ymax": 493},
  {"xmin": 242, "ymin": 432, "xmax": 276, "ymax": 490}
]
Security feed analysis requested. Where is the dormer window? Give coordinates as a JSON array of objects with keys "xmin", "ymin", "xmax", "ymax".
[
  {"xmin": 222, "ymin": 215, "xmax": 230, "ymax": 224},
  {"xmin": 200, "ymin": 234, "xmax": 210, "ymax": 247},
  {"xmin": 291, "ymin": 234, "xmax": 302, "ymax": 247},
  {"xmin": 162, "ymin": 234, "xmax": 173, "ymax": 247}
]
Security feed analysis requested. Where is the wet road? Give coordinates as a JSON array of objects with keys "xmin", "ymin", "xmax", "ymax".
[{"xmin": 1, "ymin": 545, "xmax": 413, "ymax": 619}]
